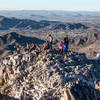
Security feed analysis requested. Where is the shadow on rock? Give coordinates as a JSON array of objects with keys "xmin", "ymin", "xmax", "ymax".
[
  {"xmin": 0, "ymin": 93, "xmax": 19, "ymax": 100},
  {"xmin": 70, "ymin": 81, "xmax": 100, "ymax": 100}
]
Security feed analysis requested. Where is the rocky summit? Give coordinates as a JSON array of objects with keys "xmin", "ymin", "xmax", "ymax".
[{"xmin": 0, "ymin": 47, "xmax": 100, "ymax": 100}]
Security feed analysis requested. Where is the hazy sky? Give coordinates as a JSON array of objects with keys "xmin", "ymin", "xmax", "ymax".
[{"xmin": 0, "ymin": 0, "xmax": 100, "ymax": 11}]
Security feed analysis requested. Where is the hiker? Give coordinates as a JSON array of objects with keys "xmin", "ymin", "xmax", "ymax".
[
  {"xmin": 16, "ymin": 44, "xmax": 20, "ymax": 53},
  {"xmin": 43, "ymin": 41, "xmax": 49, "ymax": 51},
  {"xmin": 58, "ymin": 41, "xmax": 64, "ymax": 53},
  {"xmin": 26, "ymin": 43, "xmax": 31, "ymax": 52},
  {"xmin": 65, "ymin": 35, "xmax": 68, "ymax": 44},
  {"xmin": 13, "ymin": 50, "xmax": 17, "ymax": 55},
  {"xmin": 20, "ymin": 87, "xmax": 26, "ymax": 100},
  {"xmin": 32, "ymin": 44, "xmax": 40, "ymax": 57},
  {"xmin": 16, "ymin": 44, "xmax": 20, "ymax": 49},
  {"xmin": 23, "ymin": 47, "xmax": 27, "ymax": 53},
  {"xmin": 30, "ymin": 43, "xmax": 36, "ymax": 52},
  {"xmin": 62, "ymin": 43, "xmax": 68, "ymax": 59},
  {"xmin": 63, "ymin": 35, "xmax": 69, "ymax": 58},
  {"xmin": 94, "ymin": 80, "xmax": 99, "ymax": 89},
  {"xmin": 64, "ymin": 35, "xmax": 69, "ymax": 50},
  {"xmin": 13, "ymin": 44, "xmax": 21, "ymax": 55},
  {"xmin": 62, "ymin": 36, "xmax": 69, "ymax": 58},
  {"xmin": 14, "ymin": 49, "xmax": 20, "ymax": 55},
  {"xmin": 36, "ymin": 45, "xmax": 41, "ymax": 52},
  {"xmin": 23, "ymin": 43, "xmax": 30, "ymax": 53},
  {"xmin": 43, "ymin": 43, "xmax": 48, "ymax": 51},
  {"xmin": 64, "ymin": 35, "xmax": 69, "ymax": 45},
  {"xmin": 47, "ymin": 34, "xmax": 53, "ymax": 50},
  {"xmin": 17, "ymin": 48, "xmax": 20, "ymax": 54}
]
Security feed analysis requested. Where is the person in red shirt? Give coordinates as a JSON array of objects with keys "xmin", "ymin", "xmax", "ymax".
[{"xmin": 58, "ymin": 41, "xmax": 64, "ymax": 53}]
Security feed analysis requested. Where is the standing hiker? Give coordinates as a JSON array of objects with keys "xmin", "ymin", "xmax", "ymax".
[
  {"xmin": 58, "ymin": 41, "xmax": 64, "ymax": 54},
  {"xmin": 65, "ymin": 35, "xmax": 68, "ymax": 43},
  {"xmin": 62, "ymin": 35, "xmax": 69, "ymax": 58},
  {"xmin": 48, "ymin": 34, "xmax": 53, "ymax": 50},
  {"xmin": 64, "ymin": 35, "xmax": 69, "ymax": 46},
  {"xmin": 26, "ymin": 43, "xmax": 31, "ymax": 52}
]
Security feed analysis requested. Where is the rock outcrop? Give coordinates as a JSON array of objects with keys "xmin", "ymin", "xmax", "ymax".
[{"xmin": 0, "ymin": 48, "xmax": 100, "ymax": 100}]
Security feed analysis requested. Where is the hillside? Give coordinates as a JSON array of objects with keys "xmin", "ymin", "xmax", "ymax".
[
  {"xmin": 0, "ymin": 30, "xmax": 100, "ymax": 59},
  {"xmin": 0, "ymin": 16, "xmax": 50, "ymax": 30},
  {"xmin": 70, "ymin": 32, "xmax": 100, "ymax": 58},
  {"xmin": 0, "ymin": 32, "xmax": 45, "ymax": 58},
  {"xmin": 0, "ymin": 47, "xmax": 100, "ymax": 100}
]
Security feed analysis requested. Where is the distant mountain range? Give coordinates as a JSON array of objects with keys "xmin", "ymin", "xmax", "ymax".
[
  {"xmin": 52, "ymin": 23, "xmax": 88, "ymax": 30},
  {"xmin": 0, "ymin": 16, "xmax": 50, "ymax": 30},
  {"xmin": 0, "ymin": 16, "xmax": 88, "ymax": 31},
  {"xmin": 0, "ymin": 10, "xmax": 100, "ymax": 22}
]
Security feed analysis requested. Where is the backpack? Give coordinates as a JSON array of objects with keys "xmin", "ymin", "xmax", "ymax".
[{"xmin": 62, "ymin": 44, "xmax": 67, "ymax": 51}]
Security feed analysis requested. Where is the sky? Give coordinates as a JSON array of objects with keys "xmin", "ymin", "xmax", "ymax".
[{"xmin": 0, "ymin": 0, "xmax": 100, "ymax": 11}]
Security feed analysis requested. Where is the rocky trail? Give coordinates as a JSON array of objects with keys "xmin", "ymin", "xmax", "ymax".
[{"xmin": 0, "ymin": 48, "xmax": 100, "ymax": 100}]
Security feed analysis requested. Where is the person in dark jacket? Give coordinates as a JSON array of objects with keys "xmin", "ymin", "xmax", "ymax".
[{"xmin": 63, "ymin": 35, "xmax": 69, "ymax": 58}]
